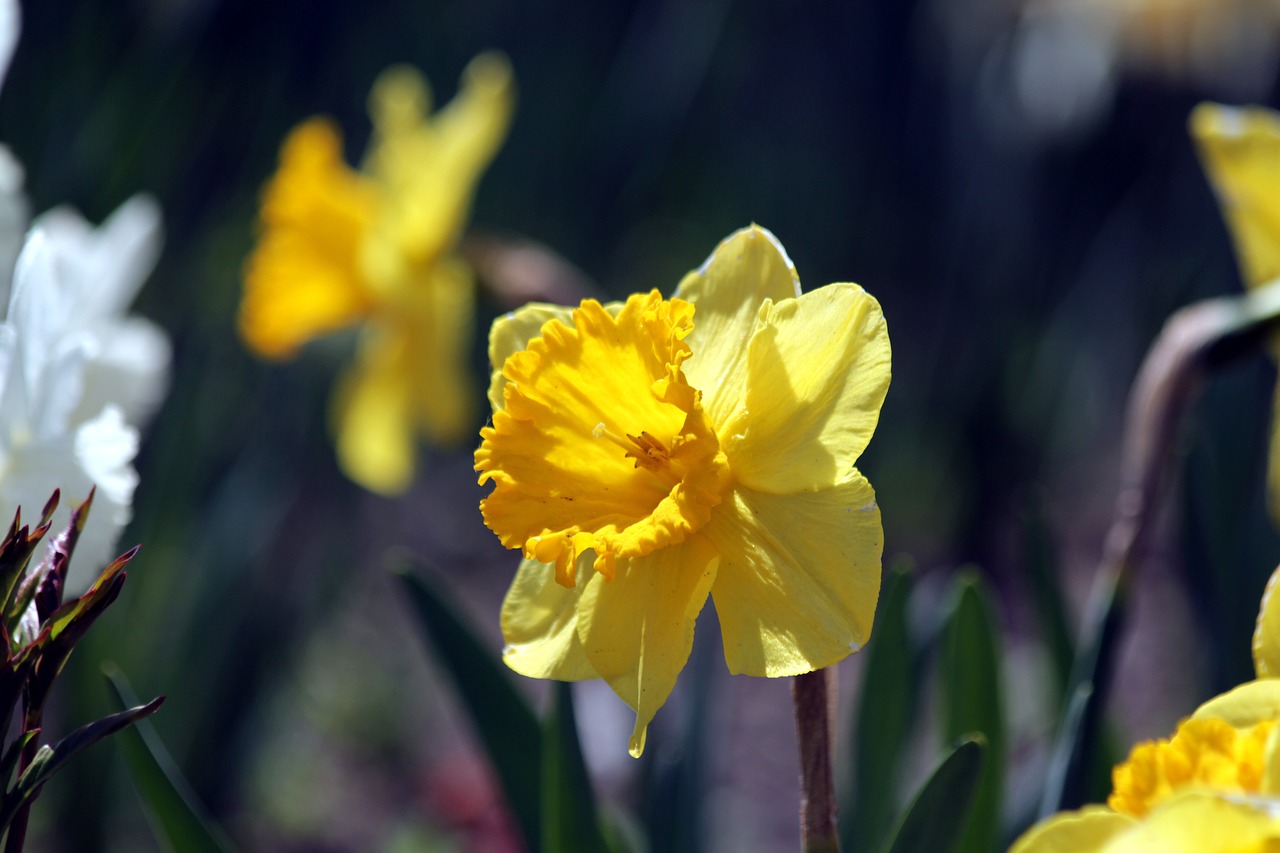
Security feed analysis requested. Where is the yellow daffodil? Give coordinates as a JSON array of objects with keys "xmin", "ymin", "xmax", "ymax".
[
  {"xmin": 240, "ymin": 54, "xmax": 514, "ymax": 494},
  {"xmin": 474, "ymin": 225, "xmax": 891, "ymax": 756},
  {"xmin": 1189, "ymin": 103, "xmax": 1280, "ymax": 526},
  {"xmin": 1013, "ymin": 562, "xmax": 1280, "ymax": 851}
]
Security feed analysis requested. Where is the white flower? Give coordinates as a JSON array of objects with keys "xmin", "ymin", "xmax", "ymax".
[
  {"xmin": 32, "ymin": 197, "xmax": 170, "ymax": 424},
  {"xmin": 0, "ymin": 233, "xmax": 142, "ymax": 589}
]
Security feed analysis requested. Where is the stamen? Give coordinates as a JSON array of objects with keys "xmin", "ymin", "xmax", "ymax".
[{"xmin": 593, "ymin": 423, "xmax": 677, "ymax": 479}]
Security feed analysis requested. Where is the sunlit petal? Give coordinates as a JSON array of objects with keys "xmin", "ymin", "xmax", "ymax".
[
  {"xmin": 577, "ymin": 534, "xmax": 719, "ymax": 757},
  {"xmin": 501, "ymin": 554, "xmax": 596, "ymax": 681},
  {"xmin": 707, "ymin": 470, "xmax": 882, "ymax": 677},
  {"xmin": 673, "ymin": 225, "xmax": 800, "ymax": 426},
  {"xmin": 1009, "ymin": 806, "xmax": 1134, "ymax": 853},
  {"xmin": 720, "ymin": 281, "xmax": 890, "ymax": 493}
]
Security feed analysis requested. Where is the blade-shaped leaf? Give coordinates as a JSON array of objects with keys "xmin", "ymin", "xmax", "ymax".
[
  {"xmin": 394, "ymin": 561, "xmax": 542, "ymax": 851},
  {"xmin": 542, "ymin": 682, "xmax": 608, "ymax": 853},
  {"xmin": 882, "ymin": 736, "xmax": 987, "ymax": 853},
  {"xmin": 104, "ymin": 665, "xmax": 235, "ymax": 853},
  {"xmin": 843, "ymin": 560, "xmax": 917, "ymax": 853},
  {"xmin": 1020, "ymin": 499, "xmax": 1074, "ymax": 699},
  {"xmin": 941, "ymin": 572, "xmax": 1004, "ymax": 853},
  {"xmin": 1038, "ymin": 565, "xmax": 1128, "ymax": 814},
  {"xmin": 2, "ymin": 693, "xmax": 164, "ymax": 829}
]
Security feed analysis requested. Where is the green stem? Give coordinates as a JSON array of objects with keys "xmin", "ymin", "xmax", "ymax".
[{"xmin": 794, "ymin": 667, "xmax": 840, "ymax": 853}]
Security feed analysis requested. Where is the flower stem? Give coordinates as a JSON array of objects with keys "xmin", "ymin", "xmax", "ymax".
[{"xmin": 793, "ymin": 667, "xmax": 840, "ymax": 853}]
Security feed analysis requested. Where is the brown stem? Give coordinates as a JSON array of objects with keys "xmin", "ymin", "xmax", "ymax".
[
  {"xmin": 794, "ymin": 667, "xmax": 840, "ymax": 853},
  {"xmin": 4, "ymin": 711, "xmax": 42, "ymax": 853}
]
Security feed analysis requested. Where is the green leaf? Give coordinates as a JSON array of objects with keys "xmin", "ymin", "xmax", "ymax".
[
  {"xmin": 940, "ymin": 572, "xmax": 1004, "ymax": 853},
  {"xmin": 881, "ymin": 736, "xmax": 987, "ymax": 853},
  {"xmin": 542, "ymin": 682, "xmax": 608, "ymax": 853},
  {"xmin": 2, "ymin": 692, "xmax": 165, "ymax": 830},
  {"xmin": 843, "ymin": 560, "xmax": 917, "ymax": 853},
  {"xmin": 1019, "ymin": 499, "xmax": 1074, "ymax": 700},
  {"xmin": 1038, "ymin": 565, "xmax": 1128, "ymax": 814},
  {"xmin": 394, "ymin": 561, "xmax": 542, "ymax": 851},
  {"xmin": 104, "ymin": 665, "xmax": 235, "ymax": 853}
]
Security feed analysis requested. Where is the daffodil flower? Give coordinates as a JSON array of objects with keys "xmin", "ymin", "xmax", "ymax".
[
  {"xmin": 1189, "ymin": 103, "xmax": 1280, "ymax": 526},
  {"xmin": 1013, "ymin": 560, "xmax": 1280, "ymax": 851},
  {"xmin": 475, "ymin": 225, "xmax": 891, "ymax": 756},
  {"xmin": 240, "ymin": 54, "xmax": 514, "ymax": 495}
]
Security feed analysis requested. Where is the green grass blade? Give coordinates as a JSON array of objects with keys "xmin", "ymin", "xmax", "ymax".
[
  {"xmin": 542, "ymin": 682, "xmax": 608, "ymax": 853},
  {"xmin": 842, "ymin": 561, "xmax": 916, "ymax": 853},
  {"xmin": 1020, "ymin": 500, "xmax": 1074, "ymax": 699},
  {"xmin": 881, "ymin": 736, "xmax": 987, "ymax": 853},
  {"xmin": 393, "ymin": 561, "xmax": 542, "ymax": 851},
  {"xmin": 103, "ymin": 665, "xmax": 235, "ymax": 853},
  {"xmin": 941, "ymin": 572, "xmax": 1004, "ymax": 853}
]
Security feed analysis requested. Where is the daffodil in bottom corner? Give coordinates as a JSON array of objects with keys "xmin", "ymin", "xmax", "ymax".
[{"xmin": 474, "ymin": 225, "xmax": 891, "ymax": 756}]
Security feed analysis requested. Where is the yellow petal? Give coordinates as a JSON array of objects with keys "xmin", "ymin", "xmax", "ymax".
[
  {"xmin": 501, "ymin": 554, "xmax": 597, "ymax": 681},
  {"xmin": 1194, "ymin": 680, "xmax": 1280, "ymax": 728},
  {"xmin": 718, "ymin": 282, "xmax": 890, "ymax": 493},
  {"xmin": 241, "ymin": 118, "xmax": 376, "ymax": 358},
  {"xmin": 332, "ymin": 324, "xmax": 417, "ymax": 495},
  {"xmin": 1255, "ymin": 563, "xmax": 1280, "ymax": 678},
  {"xmin": 331, "ymin": 260, "xmax": 476, "ymax": 494},
  {"xmin": 486, "ymin": 302, "xmax": 575, "ymax": 412},
  {"xmin": 672, "ymin": 225, "xmax": 801, "ymax": 427},
  {"xmin": 706, "ymin": 470, "xmax": 882, "ymax": 677},
  {"xmin": 576, "ymin": 534, "xmax": 720, "ymax": 757},
  {"xmin": 362, "ymin": 54, "xmax": 514, "ymax": 280},
  {"xmin": 403, "ymin": 257, "xmax": 477, "ymax": 445},
  {"xmin": 1189, "ymin": 102, "xmax": 1280, "ymax": 290},
  {"xmin": 1099, "ymin": 790, "xmax": 1280, "ymax": 853},
  {"xmin": 1009, "ymin": 806, "xmax": 1135, "ymax": 853},
  {"xmin": 476, "ymin": 293, "xmax": 729, "ymax": 586}
]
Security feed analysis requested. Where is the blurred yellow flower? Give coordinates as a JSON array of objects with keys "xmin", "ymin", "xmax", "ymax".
[
  {"xmin": 475, "ymin": 225, "xmax": 891, "ymax": 756},
  {"xmin": 241, "ymin": 54, "xmax": 514, "ymax": 494},
  {"xmin": 1191, "ymin": 103, "xmax": 1280, "ymax": 528}
]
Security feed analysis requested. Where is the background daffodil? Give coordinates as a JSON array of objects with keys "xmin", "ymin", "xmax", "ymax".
[
  {"xmin": 1014, "ymin": 561, "xmax": 1280, "ymax": 852},
  {"xmin": 1190, "ymin": 103, "xmax": 1280, "ymax": 528},
  {"xmin": 475, "ymin": 225, "xmax": 891, "ymax": 756},
  {"xmin": 240, "ymin": 54, "xmax": 514, "ymax": 495}
]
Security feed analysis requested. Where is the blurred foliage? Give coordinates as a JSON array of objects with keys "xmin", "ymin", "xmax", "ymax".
[{"xmin": 3, "ymin": 0, "xmax": 1280, "ymax": 850}]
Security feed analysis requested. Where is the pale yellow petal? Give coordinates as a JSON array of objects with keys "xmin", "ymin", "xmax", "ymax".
[
  {"xmin": 672, "ymin": 225, "xmax": 801, "ymax": 426},
  {"xmin": 576, "ymin": 534, "xmax": 719, "ymax": 757},
  {"xmin": 501, "ymin": 554, "xmax": 596, "ymax": 681},
  {"xmin": 241, "ymin": 118, "xmax": 376, "ymax": 358},
  {"xmin": 718, "ymin": 282, "xmax": 890, "ymax": 493},
  {"xmin": 363, "ymin": 54, "xmax": 514, "ymax": 273},
  {"xmin": 1255, "ymin": 563, "xmax": 1280, "ymax": 678},
  {"xmin": 1100, "ymin": 790, "xmax": 1280, "ymax": 853},
  {"xmin": 1189, "ymin": 102, "xmax": 1280, "ymax": 289},
  {"xmin": 706, "ymin": 470, "xmax": 882, "ymax": 677},
  {"xmin": 486, "ymin": 302, "xmax": 575, "ymax": 412},
  {"xmin": 1194, "ymin": 680, "xmax": 1280, "ymax": 728},
  {"xmin": 403, "ymin": 257, "xmax": 476, "ymax": 445},
  {"xmin": 1263, "ymin": 722, "xmax": 1280, "ymax": 794},
  {"xmin": 1009, "ymin": 806, "xmax": 1135, "ymax": 853},
  {"xmin": 332, "ymin": 325, "xmax": 416, "ymax": 495}
]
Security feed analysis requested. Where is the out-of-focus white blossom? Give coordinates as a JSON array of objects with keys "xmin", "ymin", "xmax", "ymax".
[{"xmin": 0, "ymin": 0, "xmax": 171, "ymax": 587}]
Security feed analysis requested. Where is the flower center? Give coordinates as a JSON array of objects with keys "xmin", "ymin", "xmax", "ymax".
[
  {"xmin": 1109, "ymin": 717, "xmax": 1277, "ymax": 817},
  {"xmin": 475, "ymin": 292, "xmax": 730, "ymax": 587}
]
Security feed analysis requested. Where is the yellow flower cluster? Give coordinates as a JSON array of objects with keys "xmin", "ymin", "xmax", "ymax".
[{"xmin": 241, "ymin": 55, "xmax": 513, "ymax": 494}]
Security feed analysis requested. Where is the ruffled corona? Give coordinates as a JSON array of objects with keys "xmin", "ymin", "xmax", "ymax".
[
  {"xmin": 1109, "ymin": 717, "xmax": 1276, "ymax": 817},
  {"xmin": 476, "ymin": 291, "xmax": 730, "ymax": 587}
]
